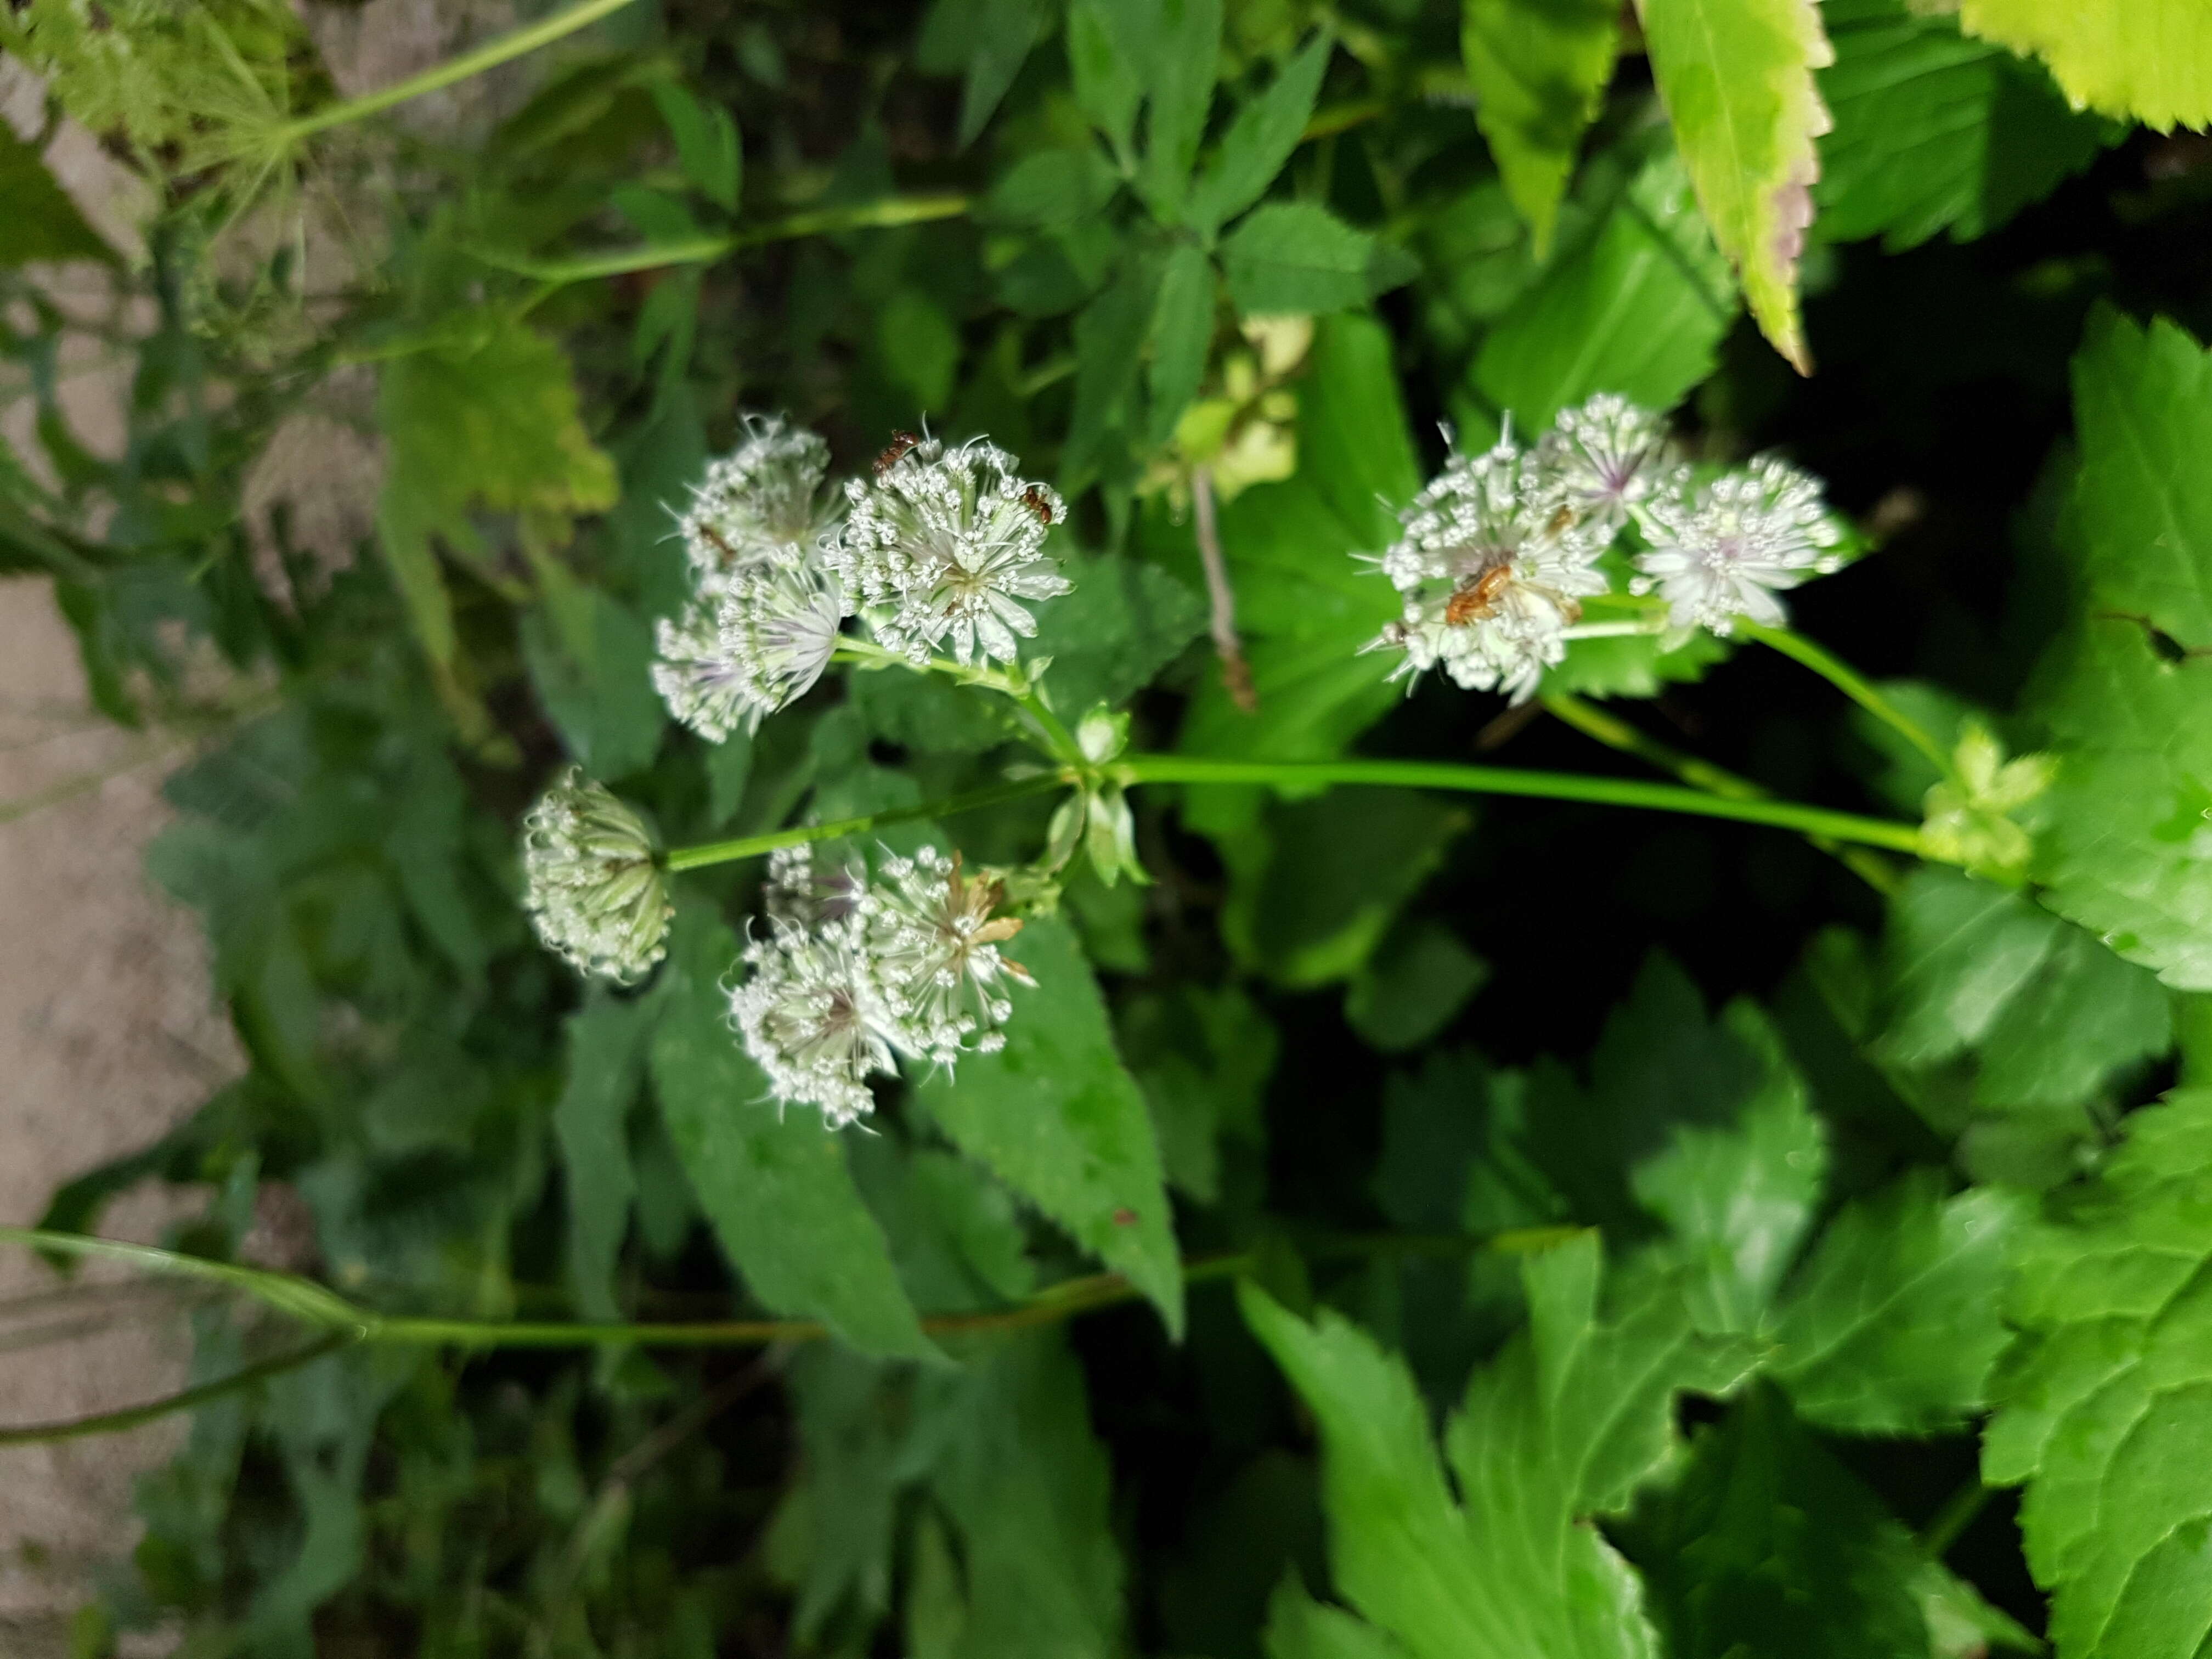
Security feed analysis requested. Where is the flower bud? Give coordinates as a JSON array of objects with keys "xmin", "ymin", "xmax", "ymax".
[{"xmin": 522, "ymin": 769, "xmax": 673, "ymax": 985}]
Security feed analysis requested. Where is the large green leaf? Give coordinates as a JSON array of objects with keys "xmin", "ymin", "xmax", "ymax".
[
  {"xmin": 2024, "ymin": 311, "xmax": 2212, "ymax": 990},
  {"xmin": 1957, "ymin": 0, "xmax": 2212, "ymax": 130},
  {"xmin": 1188, "ymin": 31, "xmax": 1334, "ymax": 239},
  {"xmin": 1985, "ymin": 1087, "xmax": 2212, "ymax": 1659},
  {"xmin": 1220, "ymin": 203, "xmax": 1382, "ymax": 317},
  {"xmin": 1816, "ymin": 0, "xmax": 2114, "ymax": 252},
  {"xmin": 552, "ymin": 990, "xmax": 656, "ymax": 1321},
  {"xmin": 1460, "ymin": 0, "xmax": 1621, "ymax": 253},
  {"xmin": 650, "ymin": 904, "xmax": 938, "ymax": 1359},
  {"xmin": 1241, "ymin": 1236, "xmax": 1758, "ymax": 1659},
  {"xmin": 1637, "ymin": 0, "xmax": 1833, "ymax": 371},
  {"xmin": 1771, "ymin": 1171, "xmax": 2023, "ymax": 1434},
  {"xmin": 1624, "ymin": 1383, "xmax": 1999, "ymax": 1659},
  {"xmin": 919, "ymin": 1332, "xmax": 1127, "ymax": 1659},
  {"xmin": 915, "ymin": 916, "xmax": 1184, "ymax": 1333},
  {"xmin": 1472, "ymin": 148, "xmax": 1736, "ymax": 434}
]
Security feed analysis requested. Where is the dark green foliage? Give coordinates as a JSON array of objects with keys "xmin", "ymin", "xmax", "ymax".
[{"xmin": 4, "ymin": 3, "xmax": 2212, "ymax": 1657}]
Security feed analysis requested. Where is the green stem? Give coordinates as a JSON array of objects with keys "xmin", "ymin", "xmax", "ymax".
[
  {"xmin": 0, "ymin": 1334, "xmax": 352, "ymax": 1447},
  {"xmin": 664, "ymin": 773, "xmax": 1070, "ymax": 873},
  {"xmin": 1735, "ymin": 619, "xmax": 1954, "ymax": 777},
  {"xmin": 1119, "ymin": 753, "xmax": 1936, "ymax": 857},
  {"xmin": 1919, "ymin": 1476, "xmax": 1993, "ymax": 1559},
  {"xmin": 471, "ymin": 194, "xmax": 972, "ymax": 287},
  {"xmin": 1541, "ymin": 693, "xmax": 1901, "ymax": 894},
  {"xmin": 280, "ymin": 0, "xmax": 647, "ymax": 142}
]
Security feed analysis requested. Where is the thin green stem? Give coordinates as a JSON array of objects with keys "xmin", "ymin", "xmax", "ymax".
[
  {"xmin": 279, "ymin": 0, "xmax": 647, "ymax": 142},
  {"xmin": 1119, "ymin": 753, "xmax": 1937, "ymax": 857},
  {"xmin": 1541, "ymin": 693, "xmax": 1901, "ymax": 894},
  {"xmin": 663, "ymin": 774, "xmax": 1071, "ymax": 873},
  {"xmin": 1735, "ymin": 619, "xmax": 1954, "ymax": 777},
  {"xmin": 1919, "ymin": 1476, "xmax": 1994, "ymax": 1559},
  {"xmin": 0, "ymin": 1334, "xmax": 352, "ymax": 1447},
  {"xmin": 470, "ymin": 195, "xmax": 972, "ymax": 287}
]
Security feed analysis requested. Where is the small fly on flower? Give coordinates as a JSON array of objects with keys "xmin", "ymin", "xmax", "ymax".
[
  {"xmin": 874, "ymin": 430, "xmax": 921, "ymax": 477},
  {"xmin": 1442, "ymin": 564, "xmax": 1516, "ymax": 627}
]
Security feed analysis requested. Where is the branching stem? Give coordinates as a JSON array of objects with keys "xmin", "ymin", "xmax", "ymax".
[{"xmin": 664, "ymin": 773, "xmax": 1071, "ymax": 873}]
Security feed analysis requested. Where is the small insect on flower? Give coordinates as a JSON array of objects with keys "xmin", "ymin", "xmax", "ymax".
[
  {"xmin": 522, "ymin": 770, "xmax": 673, "ymax": 985},
  {"xmin": 679, "ymin": 414, "xmax": 839, "ymax": 584},
  {"xmin": 874, "ymin": 430, "xmax": 921, "ymax": 477},
  {"xmin": 1629, "ymin": 454, "xmax": 1845, "ymax": 635},
  {"xmin": 1364, "ymin": 434, "xmax": 1610, "ymax": 702},
  {"xmin": 834, "ymin": 436, "xmax": 1073, "ymax": 666}
]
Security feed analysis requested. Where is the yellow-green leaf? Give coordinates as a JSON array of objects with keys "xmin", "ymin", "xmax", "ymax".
[
  {"xmin": 1637, "ymin": 0, "xmax": 1833, "ymax": 372},
  {"xmin": 1957, "ymin": 0, "xmax": 2212, "ymax": 130}
]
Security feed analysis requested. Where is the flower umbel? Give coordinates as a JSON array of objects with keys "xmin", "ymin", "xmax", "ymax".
[
  {"xmin": 861, "ymin": 847, "xmax": 1033, "ymax": 1063},
  {"xmin": 835, "ymin": 437, "xmax": 1071, "ymax": 665},
  {"xmin": 522, "ymin": 769, "xmax": 673, "ymax": 985},
  {"xmin": 729, "ymin": 916, "xmax": 897, "ymax": 1126},
  {"xmin": 678, "ymin": 414, "xmax": 838, "ymax": 584},
  {"xmin": 1630, "ymin": 455, "xmax": 1844, "ymax": 634},
  {"xmin": 1534, "ymin": 394, "xmax": 1681, "ymax": 532},
  {"xmin": 1367, "ymin": 435, "xmax": 1611, "ymax": 702}
]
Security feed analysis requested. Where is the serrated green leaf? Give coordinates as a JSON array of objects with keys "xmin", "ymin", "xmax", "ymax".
[
  {"xmin": 921, "ymin": 1332, "xmax": 1126, "ymax": 1659},
  {"xmin": 1241, "ymin": 1236, "xmax": 1758, "ymax": 1659},
  {"xmin": 1460, "ymin": 0, "xmax": 1621, "ymax": 253},
  {"xmin": 554, "ymin": 990, "xmax": 657, "ymax": 1320},
  {"xmin": 1872, "ymin": 868, "xmax": 2068, "ymax": 1069},
  {"xmin": 1984, "ymin": 1087, "xmax": 2212, "ymax": 1658},
  {"xmin": 984, "ymin": 147, "xmax": 1124, "ymax": 227},
  {"xmin": 1638, "ymin": 0, "xmax": 1834, "ymax": 371},
  {"xmin": 1220, "ymin": 202, "xmax": 1378, "ymax": 315},
  {"xmin": 1956, "ymin": 0, "xmax": 2212, "ymax": 129},
  {"xmin": 0, "ymin": 120, "xmax": 114, "ymax": 266},
  {"xmin": 1471, "ymin": 149, "xmax": 1737, "ymax": 435},
  {"xmin": 1631, "ymin": 1004, "xmax": 1827, "ymax": 1335},
  {"xmin": 2024, "ymin": 311, "xmax": 2212, "ymax": 990},
  {"xmin": 1147, "ymin": 242, "xmax": 1218, "ymax": 445},
  {"xmin": 1063, "ymin": 253, "xmax": 1163, "ymax": 493},
  {"xmin": 1622, "ymin": 1383, "xmax": 1944, "ymax": 1659},
  {"xmin": 1067, "ymin": 0, "xmax": 1144, "ymax": 155},
  {"xmin": 1771, "ymin": 1170, "xmax": 2023, "ymax": 1433},
  {"xmin": 915, "ymin": 916, "xmax": 1183, "ymax": 1333},
  {"xmin": 1188, "ymin": 31, "xmax": 1334, "ymax": 239},
  {"xmin": 1817, "ymin": 0, "xmax": 2114, "ymax": 251},
  {"xmin": 650, "ymin": 904, "xmax": 938, "ymax": 1359},
  {"xmin": 1135, "ymin": 0, "xmax": 1224, "ymax": 221}
]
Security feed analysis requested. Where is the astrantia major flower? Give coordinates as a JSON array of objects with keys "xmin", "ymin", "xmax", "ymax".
[
  {"xmin": 1366, "ymin": 436, "xmax": 1611, "ymax": 702},
  {"xmin": 860, "ymin": 846, "xmax": 1032, "ymax": 1064},
  {"xmin": 1534, "ymin": 394, "xmax": 1681, "ymax": 532},
  {"xmin": 522, "ymin": 769, "xmax": 672, "ymax": 985},
  {"xmin": 678, "ymin": 414, "xmax": 837, "ymax": 584},
  {"xmin": 653, "ymin": 548, "xmax": 848, "ymax": 738},
  {"xmin": 834, "ymin": 437, "xmax": 1071, "ymax": 665},
  {"xmin": 1630, "ymin": 455, "xmax": 1844, "ymax": 635},
  {"xmin": 729, "ymin": 916, "xmax": 897, "ymax": 1126}
]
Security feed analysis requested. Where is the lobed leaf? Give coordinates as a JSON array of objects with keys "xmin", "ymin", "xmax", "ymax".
[
  {"xmin": 1460, "ymin": 0, "xmax": 1622, "ymax": 254},
  {"xmin": 1956, "ymin": 0, "xmax": 2212, "ymax": 131}
]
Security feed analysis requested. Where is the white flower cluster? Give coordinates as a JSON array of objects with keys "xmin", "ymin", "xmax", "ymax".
[
  {"xmin": 1366, "ymin": 394, "xmax": 1846, "ymax": 700},
  {"xmin": 730, "ymin": 845, "xmax": 1033, "ymax": 1124},
  {"xmin": 522, "ymin": 769, "xmax": 673, "ymax": 985},
  {"xmin": 833, "ymin": 436, "xmax": 1070, "ymax": 667},
  {"xmin": 652, "ymin": 420, "xmax": 1072, "ymax": 741}
]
